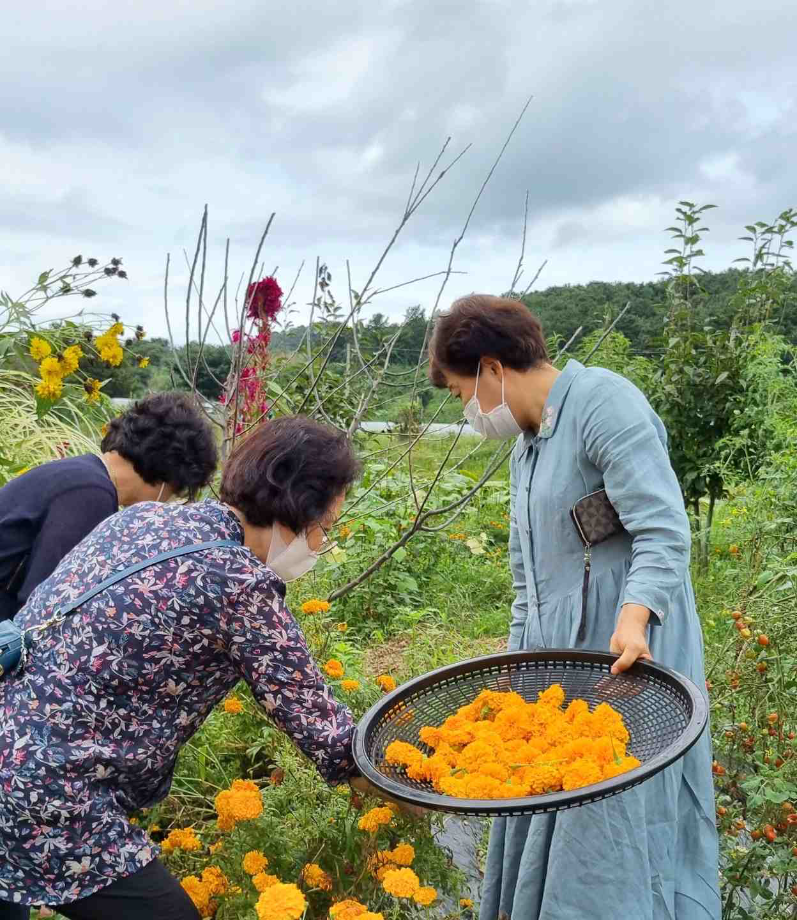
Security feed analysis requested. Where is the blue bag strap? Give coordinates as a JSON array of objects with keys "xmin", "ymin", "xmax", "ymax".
[{"xmin": 56, "ymin": 539, "xmax": 241, "ymax": 619}]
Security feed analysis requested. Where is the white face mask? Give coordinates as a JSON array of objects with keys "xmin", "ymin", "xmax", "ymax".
[
  {"xmin": 266, "ymin": 525, "xmax": 320, "ymax": 583},
  {"xmin": 463, "ymin": 363, "xmax": 522, "ymax": 439}
]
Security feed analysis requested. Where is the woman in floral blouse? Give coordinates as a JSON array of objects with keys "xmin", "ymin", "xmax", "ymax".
[{"xmin": 0, "ymin": 417, "xmax": 367, "ymax": 920}]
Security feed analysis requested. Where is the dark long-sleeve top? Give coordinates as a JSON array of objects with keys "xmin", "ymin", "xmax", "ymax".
[
  {"xmin": 0, "ymin": 499, "xmax": 356, "ymax": 907},
  {"xmin": 0, "ymin": 454, "xmax": 117, "ymax": 621}
]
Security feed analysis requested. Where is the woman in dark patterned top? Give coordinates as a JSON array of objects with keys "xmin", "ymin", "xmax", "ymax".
[{"xmin": 0, "ymin": 417, "xmax": 368, "ymax": 920}]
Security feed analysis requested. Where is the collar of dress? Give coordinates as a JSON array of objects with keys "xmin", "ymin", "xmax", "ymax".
[{"xmin": 522, "ymin": 358, "xmax": 585, "ymax": 445}]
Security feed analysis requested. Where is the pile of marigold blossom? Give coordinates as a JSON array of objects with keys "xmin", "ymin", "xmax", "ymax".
[{"xmin": 384, "ymin": 684, "xmax": 639, "ymax": 798}]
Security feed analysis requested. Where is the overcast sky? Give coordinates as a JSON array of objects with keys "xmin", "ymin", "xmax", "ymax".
[{"xmin": 3, "ymin": 0, "xmax": 796, "ymax": 342}]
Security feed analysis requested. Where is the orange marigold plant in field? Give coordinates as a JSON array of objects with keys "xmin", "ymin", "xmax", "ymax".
[{"xmin": 383, "ymin": 684, "xmax": 640, "ymax": 799}]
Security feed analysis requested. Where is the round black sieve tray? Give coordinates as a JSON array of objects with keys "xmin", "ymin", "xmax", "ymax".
[{"xmin": 352, "ymin": 649, "xmax": 708, "ymax": 817}]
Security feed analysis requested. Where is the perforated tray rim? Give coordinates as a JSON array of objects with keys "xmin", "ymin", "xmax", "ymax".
[{"xmin": 352, "ymin": 649, "xmax": 708, "ymax": 817}]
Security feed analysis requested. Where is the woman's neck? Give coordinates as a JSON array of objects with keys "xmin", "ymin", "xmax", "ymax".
[{"xmin": 510, "ymin": 364, "xmax": 561, "ymax": 433}]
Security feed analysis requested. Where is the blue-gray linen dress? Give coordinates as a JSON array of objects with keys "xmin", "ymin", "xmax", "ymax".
[{"xmin": 480, "ymin": 360, "xmax": 720, "ymax": 920}]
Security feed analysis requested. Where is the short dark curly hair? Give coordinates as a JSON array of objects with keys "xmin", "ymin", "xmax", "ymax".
[
  {"xmin": 429, "ymin": 294, "xmax": 548, "ymax": 387},
  {"xmin": 219, "ymin": 416, "xmax": 361, "ymax": 532},
  {"xmin": 101, "ymin": 392, "xmax": 218, "ymax": 499}
]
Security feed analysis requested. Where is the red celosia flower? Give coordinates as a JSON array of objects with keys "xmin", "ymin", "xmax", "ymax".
[{"xmin": 247, "ymin": 277, "xmax": 283, "ymax": 321}]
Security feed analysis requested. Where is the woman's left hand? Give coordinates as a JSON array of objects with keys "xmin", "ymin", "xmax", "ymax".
[{"xmin": 610, "ymin": 604, "xmax": 653, "ymax": 674}]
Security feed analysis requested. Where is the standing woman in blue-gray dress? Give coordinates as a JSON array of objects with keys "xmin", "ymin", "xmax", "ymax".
[{"xmin": 429, "ymin": 295, "xmax": 720, "ymax": 920}]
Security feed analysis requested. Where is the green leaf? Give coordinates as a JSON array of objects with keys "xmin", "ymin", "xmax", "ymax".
[
  {"xmin": 38, "ymin": 270, "xmax": 51, "ymax": 287},
  {"xmin": 392, "ymin": 547, "xmax": 407, "ymax": 563},
  {"xmin": 35, "ymin": 394, "xmax": 56, "ymax": 419},
  {"xmin": 714, "ymin": 372, "xmax": 729, "ymax": 385}
]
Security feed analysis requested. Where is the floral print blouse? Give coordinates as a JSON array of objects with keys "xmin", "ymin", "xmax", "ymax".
[{"xmin": 0, "ymin": 500, "xmax": 356, "ymax": 907}]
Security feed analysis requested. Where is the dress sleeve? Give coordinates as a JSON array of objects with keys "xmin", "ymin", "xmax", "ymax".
[
  {"xmin": 581, "ymin": 379, "xmax": 691, "ymax": 626},
  {"xmin": 19, "ymin": 486, "xmax": 117, "ymax": 607},
  {"xmin": 507, "ymin": 445, "xmax": 529, "ymax": 651},
  {"xmin": 220, "ymin": 577, "xmax": 356, "ymax": 785}
]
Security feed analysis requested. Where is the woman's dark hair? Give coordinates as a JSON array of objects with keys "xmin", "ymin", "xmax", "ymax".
[
  {"xmin": 101, "ymin": 392, "xmax": 218, "ymax": 499},
  {"xmin": 219, "ymin": 416, "xmax": 361, "ymax": 532},
  {"xmin": 429, "ymin": 294, "xmax": 548, "ymax": 387}
]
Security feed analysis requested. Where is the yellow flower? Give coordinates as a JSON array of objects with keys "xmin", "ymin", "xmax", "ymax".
[
  {"xmin": 413, "ymin": 886, "xmax": 437, "ymax": 907},
  {"xmin": 376, "ymin": 675, "xmax": 397, "ymax": 693},
  {"xmin": 336, "ymin": 622, "xmax": 348, "ymax": 632},
  {"xmin": 29, "ymin": 337, "xmax": 52, "ymax": 362},
  {"xmin": 390, "ymin": 843, "xmax": 415, "ymax": 866},
  {"xmin": 224, "ymin": 696, "xmax": 243, "ymax": 714},
  {"xmin": 100, "ymin": 422, "xmax": 109, "ymax": 438},
  {"xmin": 39, "ymin": 356, "xmax": 63, "ymax": 381},
  {"xmin": 357, "ymin": 806, "xmax": 394, "ymax": 833},
  {"xmin": 255, "ymin": 882, "xmax": 307, "ymax": 920},
  {"xmin": 243, "ymin": 851, "xmax": 269, "ymax": 875},
  {"xmin": 338, "ymin": 524, "xmax": 352, "ymax": 539},
  {"xmin": 138, "ymin": 357, "xmax": 150, "ymax": 368},
  {"xmin": 35, "ymin": 378, "xmax": 62, "ymax": 401},
  {"xmin": 84, "ymin": 378, "xmax": 102, "ymax": 402},
  {"xmin": 460, "ymin": 898, "xmax": 474, "ymax": 908},
  {"xmin": 341, "ymin": 679, "xmax": 360, "ymax": 693},
  {"xmin": 61, "ymin": 344, "xmax": 83, "ymax": 375},
  {"xmin": 253, "ymin": 873, "xmax": 280, "ymax": 893},
  {"xmin": 101, "ymin": 344, "xmax": 124, "ymax": 367},
  {"xmin": 108, "ymin": 322, "xmax": 124, "ymax": 336},
  {"xmin": 162, "ymin": 827, "xmax": 201, "ymax": 853},
  {"xmin": 302, "ymin": 862, "xmax": 332, "ymax": 891},
  {"xmin": 301, "ymin": 598, "xmax": 331, "ymax": 615},
  {"xmin": 208, "ymin": 841, "xmax": 223, "ymax": 855},
  {"xmin": 324, "ymin": 659, "xmax": 345, "ymax": 679},
  {"xmin": 381, "ymin": 867, "xmax": 420, "ymax": 898}
]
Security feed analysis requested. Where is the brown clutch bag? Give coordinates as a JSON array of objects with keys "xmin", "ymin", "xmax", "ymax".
[{"xmin": 570, "ymin": 488, "xmax": 624, "ymax": 641}]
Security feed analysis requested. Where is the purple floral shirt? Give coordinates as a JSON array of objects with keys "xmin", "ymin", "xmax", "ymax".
[{"xmin": 0, "ymin": 500, "xmax": 355, "ymax": 907}]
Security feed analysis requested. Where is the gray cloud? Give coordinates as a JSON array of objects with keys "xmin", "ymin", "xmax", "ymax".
[{"xmin": 1, "ymin": 0, "xmax": 795, "ymax": 337}]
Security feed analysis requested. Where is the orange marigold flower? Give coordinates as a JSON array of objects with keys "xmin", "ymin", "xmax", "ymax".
[
  {"xmin": 357, "ymin": 805, "xmax": 394, "ymax": 833},
  {"xmin": 224, "ymin": 696, "xmax": 243, "ymax": 714},
  {"xmin": 255, "ymin": 882, "xmax": 306, "ymax": 920},
  {"xmin": 252, "ymin": 872, "xmax": 280, "ymax": 893},
  {"xmin": 385, "ymin": 740, "xmax": 425, "ymax": 769},
  {"xmin": 377, "ymin": 674, "xmax": 397, "ymax": 693},
  {"xmin": 341, "ymin": 679, "xmax": 360, "ymax": 692},
  {"xmin": 302, "ymin": 862, "xmax": 332, "ymax": 891},
  {"xmin": 413, "ymin": 886, "xmax": 438, "ymax": 907},
  {"xmin": 181, "ymin": 876, "xmax": 212, "ymax": 914},
  {"xmin": 301, "ymin": 599, "xmax": 331, "ymax": 615},
  {"xmin": 201, "ymin": 866, "xmax": 229, "ymax": 897},
  {"xmin": 390, "ymin": 843, "xmax": 415, "ymax": 866},
  {"xmin": 329, "ymin": 900, "xmax": 368, "ymax": 920},
  {"xmin": 242, "ymin": 851, "xmax": 269, "ymax": 875},
  {"xmin": 324, "ymin": 659, "xmax": 345, "ymax": 679},
  {"xmin": 214, "ymin": 779, "xmax": 262, "ymax": 830},
  {"xmin": 162, "ymin": 827, "xmax": 201, "ymax": 853},
  {"xmin": 382, "ymin": 867, "xmax": 420, "ymax": 898}
]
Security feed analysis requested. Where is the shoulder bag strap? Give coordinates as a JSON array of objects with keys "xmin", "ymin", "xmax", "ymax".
[{"xmin": 56, "ymin": 539, "xmax": 242, "ymax": 619}]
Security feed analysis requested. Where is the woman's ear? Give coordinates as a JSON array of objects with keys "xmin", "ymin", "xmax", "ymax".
[{"xmin": 481, "ymin": 356, "xmax": 502, "ymax": 377}]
